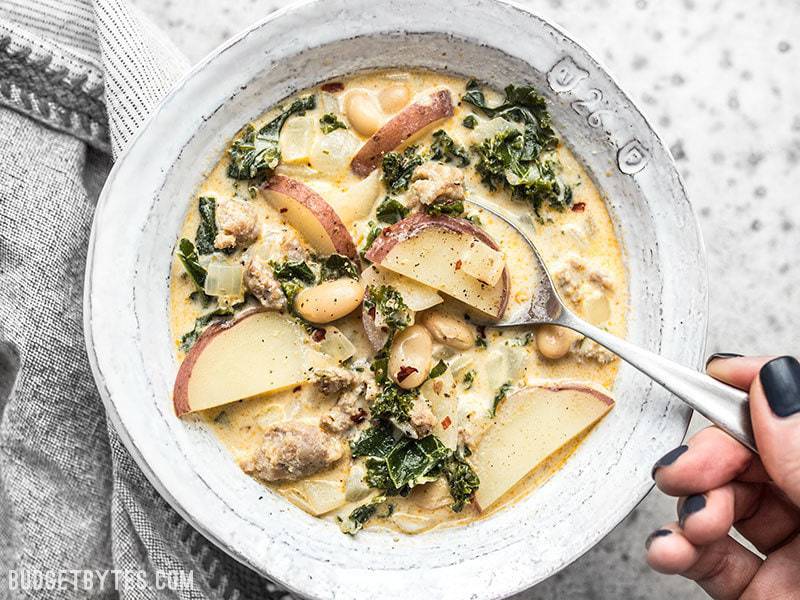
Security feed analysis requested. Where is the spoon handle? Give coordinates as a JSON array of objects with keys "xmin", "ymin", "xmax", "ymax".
[{"xmin": 558, "ymin": 311, "xmax": 756, "ymax": 452}]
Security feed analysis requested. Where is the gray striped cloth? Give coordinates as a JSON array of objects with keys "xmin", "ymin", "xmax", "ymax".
[{"xmin": 0, "ymin": 1, "xmax": 291, "ymax": 598}]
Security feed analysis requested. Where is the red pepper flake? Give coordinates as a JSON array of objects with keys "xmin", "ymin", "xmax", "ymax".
[
  {"xmin": 292, "ymin": 385, "xmax": 302, "ymax": 393},
  {"xmin": 454, "ymin": 259, "xmax": 463, "ymax": 271},
  {"xmin": 350, "ymin": 408, "xmax": 368, "ymax": 423},
  {"xmin": 441, "ymin": 416, "xmax": 452, "ymax": 430},
  {"xmin": 279, "ymin": 207, "xmax": 288, "ymax": 213},
  {"xmin": 368, "ymin": 306, "xmax": 376, "ymax": 318},
  {"xmin": 571, "ymin": 202, "xmax": 586, "ymax": 212},
  {"xmin": 311, "ymin": 328, "xmax": 327, "ymax": 342},
  {"xmin": 321, "ymin": 81, "xmax": 344, "ymax": 93},
  {"xmin": 396, "ymin": 365, "xmax": 419, "ymax": 383}
]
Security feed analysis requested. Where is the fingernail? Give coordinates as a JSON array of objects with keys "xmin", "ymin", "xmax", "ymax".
[
  {"xmin": 679, "ymin": 493, "xmax": 706, "ymax": 527},
  {"xmin": 705, "ymin": 352, "xmax": 743, "ymax": 368},
  {"xmin": 651, "ymin": 444, "xmax": 689, "ymax": 479},
  {"xmin": 645, "ymin": 528, "xmax": 672, "ymax": 550},
  {"xmin": 760, "ymin": 356, "xmax": 800, "ymax": 418}
]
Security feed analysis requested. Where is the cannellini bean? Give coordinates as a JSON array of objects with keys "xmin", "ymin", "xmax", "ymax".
[
  {"xmin": 535, "ymin": 324, "xmax": 576, "ymax": 360},
  {"xmin": 294, "ymin": 279, "xmax": 364, "ymax": 324},
  {"xmin": 389, "ymin": 325, "xmax": 433, "ymax": 389},
  {"xmin": 344, "ymin": 91, "xmax": 383, "ymax": 137},
  {"xmin": 378, "ymin": 84, "xmax": 411, "ymax": 113},
  {"xmin": 419, "ymin": 311, "xmax": 474, "ymax": 351}
]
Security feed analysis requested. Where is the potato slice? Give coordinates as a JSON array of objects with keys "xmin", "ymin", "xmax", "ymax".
[
  {"xmin": 360, "ymin": 264, "xmax": 443, "ymax": 312},
  {"xmin": 173, "ymin": 310, "xmax": 309, "ymax": 416},
  {"xmin": 421, "ymin": 369, "xmax": 458, "ymax": 450},
  {"xmin": 365, "ymin": 213, "xmax": 509, "ymax": 319},
  {"xmin": 350, "ymin": 89, "xmax": 454, "ymax": 176},
  {"xmin": 262, "ymin": 175, "xmax": 357, "ymax": 259},
  {"xmin": 461, "ymin": 242, "xmax": 505, "ymax": 286},
  {"xmin": 469, "ymin": 383, "xmax": 614, "ymax": 511},
  {"xmin": 327, "ymin": 170, "xmax": 381, "ymax": 225}
]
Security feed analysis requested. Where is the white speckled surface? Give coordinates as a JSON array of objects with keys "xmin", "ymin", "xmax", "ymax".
[{"xmin": 128, "ymin": 1, "xmax": 800, "ymax": 598}]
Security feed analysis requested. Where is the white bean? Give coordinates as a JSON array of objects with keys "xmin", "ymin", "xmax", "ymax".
[
  {"xmin": 294, "ymin": 279, "xmax": 364, "ymax": 324},
  {"xmin": 344, "ymin": 91, "xmax": 383, "ymax": 137},
  {"xmin": 378, "ymin": 84, "xmax": 411, "ymax": 113},
  {"xmin": 535, "ymin": 325, "xmax": 576, "ymax": 360},
  {"xmin": 419, "ymin": 311, "xmax": 474, "ymax": 351},
  {"xmin": 389, "ymin": 325, "xmax": 433, "ymax": 389}
]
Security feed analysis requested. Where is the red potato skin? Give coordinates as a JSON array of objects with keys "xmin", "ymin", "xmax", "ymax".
[
  {"xmin": 173, "ymin": 308, "xmax": 264, "ymax": 417},
  {"xmin": 519, "ymin": 382, "xmax": 615, "ymax": 408},
  {"xmin": 364, "ymin": 213, "xmax": 511, "ymax": 319},
  {"xmin": 350, "ymin": 89, "xmax": 454, "ymax": 176},
  {"xmin": 263, "ymin": 175, "xmax": 358, "ymax": 259}
]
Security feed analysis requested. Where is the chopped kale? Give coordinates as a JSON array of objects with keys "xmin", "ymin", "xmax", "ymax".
[
  {"xmin": 227, "ymin": 95, "xmax": 316, "ymax": 180},
  {"xmin": 491, "ymin": 381, "xmax": 513, "ymax": 416},
  {"xmin": 381, "ymin": 146, "xmax": 427, "ymax": 193},
  {"xmin": 195, "ymin": 196, "xmax": 219, "ymax": 255},
  {"xmin": 177, "ymin": 238, "xmax": 207, "ymax": 289},
  {"xmin": 386, "ymin": 436, "xmax": 451, "ymax": 490},
  {"xmin": 462, "ymin": 114, "xmax": 478, "ymax": 129},
  {"xmin": 271, "ymin": 260, "xmax": 316, "ymax": 284},
  {"xmin": 319, "ymin": 112, "xmax": 347, "ymax": 134},
  {"xmin": 360, "ymin": 221, "xmax": 384, "ymax": 260},
  {"xmin": 371, "ymin": 354, "xmax": 390, "ymax": 386},
  {"xmin": 364, "ymin": 285, "xmax": 412, "ymax": 333},
  {"xmin": 339, "ymin": 496, "xmax": 390, "ymax": 535},
  {"xmin": 462, "ymin": 80, "xmax": 556, "ymax": 145},
  {"xmin": 429, "ymin": 129, "xmax": 470, "ymax": 167},
  {"xmin": 475, "ymin": 334, "xmax": 488, "ymax": 349},
  {"xmin": 364, "ymin": 458, "xmax": 394, "ymax": 490},
  {"xmin": 375, "ymin": 196, "xmax": 410, "ymax": 224},
  {"xmin": 320, "ymin": 254, "xmax": 359, "ymax": 281},
  {"xmin": 370, "ymin": 384, "xmax": 417, "ymax": 422},
  {"xmin": 443, "ymin": 454, "xmax": 480, "ymax": 512},
  {"xmin": 462, "ymin": 369, "xmax": 476, "ymax": 390},
  {"xmin": 350, "ymin": 423, "xmax": 397, "ymax": 458},
  {"xmin": 189, "ymin": 289, "xmax": 213, "ymax": 307},
  {"xmin": 465, "ymin": 213, "xmax": 482, "ymax": 226},
  {"xmin": 424, "ymin": 196, "xmax": 465, "ymax": 218},
  {"xmin": 511, "ymin": 331, "xmax": 535, "ymax": 346},
  {"xmin": 428, "ymin": 360, "xmax": 448, "ymax": 379}
]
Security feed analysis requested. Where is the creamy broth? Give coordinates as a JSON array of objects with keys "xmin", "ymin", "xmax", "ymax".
[{"xmin": 169, "ymin": 69, "xmax": 627, "ymax": 534}]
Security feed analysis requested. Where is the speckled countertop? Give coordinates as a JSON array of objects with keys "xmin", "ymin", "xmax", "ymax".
[{"xmin": 130, "ymin": 0, "xmax": 800, "ymax": 597}]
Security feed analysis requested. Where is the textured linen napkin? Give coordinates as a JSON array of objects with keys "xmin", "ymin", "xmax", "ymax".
[{"xmin": 0, "ymin": 1, "xmax": 292, "ymax": 598}]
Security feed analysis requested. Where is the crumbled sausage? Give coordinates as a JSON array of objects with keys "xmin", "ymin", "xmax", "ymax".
[
  {"xmin": 244, "ymin": 256, "xmax": 286, "ymax": 310},
  {"xmin": 552, "ymin": 254, "xmax": 613, "ymax": 306},
  {"xmin": 243, "ymin": 422, "xmax": 343, "ymax": 482},
  {"xmin": 571, "ymin": 336, "xmax": 615, "ymax": 365},
  {"xmin": 408, "ymin": 396, "xmax": 436, "ymax": 438},
  {"xmin": 214, "ymin": 197, "xmax": 259, "ymax": 250},
  {"xmin": 280, "ymin": 234, "xmax": 309, "ymax": 263},
  {"xmin": 317, "ymin": 366, "xmax": 378, "ymax": 434},
  {"xmin": 408, "ymin": 162, "xmax": 465, "ymax": 207}
]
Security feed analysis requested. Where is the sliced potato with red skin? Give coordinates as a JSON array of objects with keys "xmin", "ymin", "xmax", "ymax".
[
  {"xmin": 262, "ymin": 175, "xmax": 358, "ymax": 259},
  {"xmin": 350, "ymin": 89, "xmax": 454, "ymax": 176},
  {"xmin": 469, "ymin": 383, "xmax": 614, "ymax": 511},
  {"xmin": 365, "ymin": 213, "xmax": 510, "ymax": 319},
  {"xmin": 173, "ymin": 310, "xmax": 309, "ymax": 416}
]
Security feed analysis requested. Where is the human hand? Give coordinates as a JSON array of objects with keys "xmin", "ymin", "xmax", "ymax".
[{"xmin": 646, "ymin": 355, "xmax": 800, "ymax": 599}]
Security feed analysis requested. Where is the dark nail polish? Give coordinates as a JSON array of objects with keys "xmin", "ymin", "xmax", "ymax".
[
  {"xmin": 645, "ymin": 529, "xmax": 672, "ymax": 550},
  {"xmin": 651, "ymin": 444, "xmax": 689, "ymax": 479},
  {"xmin": 679, "ymin": 494, "xmax": 706, "ymax": 527},
  {"xmin": 705, "ymin": 353, "xmax": 743, "ymax": 368},
  {"xmin": 760, "ymin": 356, "xmax": 800, "ymax": 418}
]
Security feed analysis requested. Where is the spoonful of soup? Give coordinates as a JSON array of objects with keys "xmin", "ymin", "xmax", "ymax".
[{"xmin": 459, "ymin": 198, "xmax": 756, "ymax": 451}]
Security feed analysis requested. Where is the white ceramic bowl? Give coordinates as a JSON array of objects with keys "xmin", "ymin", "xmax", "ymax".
[{"xmin": 84, "ymin": 1, "xmax": 707, "ymax": 598}]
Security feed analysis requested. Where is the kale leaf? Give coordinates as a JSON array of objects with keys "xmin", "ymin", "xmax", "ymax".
[
  {"xmin": 360, "ymin": 221, "xmax": 384, "ymax": 260},
  {"xmin": 370, "ymin": 384, "xmax": 418, "ymax": 422},
  {"xmin": 271, "ymin": 260, "xmax": 316, "ymax": 284},
  {"xmin": 462, "ymin": 115, "xmax": 478, "ymax": 129},
  {"xmin": 443, "ymin": 454, "xmax": 480, "ymax": 512},
  {"xmin": 364, "ymin": 285, "xmax": 412, "ymax": 333},
  {"xmin": 319, "ymin": 113, "xmax": 347, "ymax": 134},
  {"xmin": 339, "ymin": 495, "xmax": 391, "ymax": 535},
  {"xmin": 430, "ymin": 130, "xmax": 470, "ymax": 167},
  {"xmin": 177, "ymin": 238, "xmax": 207, "ymax": 289},
  {"xmin": 428, "ymin": 360, "xmax": 448, "ymax": 379},
  {"xmin": 350, "ymin": 423, "xmax": 397, "ymax": 458},
  {"xmin": 381, "ymin": 146, "xmax": 427, "ymax": 193},
  {"xmin": 490, "ymin": 381, "xmax": 513, "ymax": 417},
  {"xmin": 424, "ymin": 197, "xmax": 465, "ymax": 218},
  {"xmin": 320, "ymin": 254, "xmax": 359, "ymax": 281},
  {"xmin": 195, "ymin": 196, "xmax": 218, "ymax": 255},
  {"xmin": 375, "ymin": 196, "xmax": 410, "ymax": 224},
  {"xmin": 462, "ymin": 369, "xmax": 476, "ymax": 390},
  {"xmin": 178, "ymin": 306, "xmax": 238, "ymax": 352},
  {"xmin": 227, "ymin": 95, "xmax": 316, "ymax": 180}
]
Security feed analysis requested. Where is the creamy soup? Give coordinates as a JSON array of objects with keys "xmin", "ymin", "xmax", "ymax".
[{"xmin": 169, "ymin": 69, "xmax": 627, "ymax": 534}]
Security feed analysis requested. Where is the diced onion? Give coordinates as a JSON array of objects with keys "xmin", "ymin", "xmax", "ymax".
[
  {"xmin": 309, "ymin": 129, "xmax": 360, "ymax": 176},
  {"xmin": 203, "ymin": 259, "xmax": 243, "ymax": 298},
  {"xmin": 316, "ymin": 327, "xmax": 356, "ymax": 363}
]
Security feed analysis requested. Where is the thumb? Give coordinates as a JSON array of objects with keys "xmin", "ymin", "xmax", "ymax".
[{"xmin": 750, "ymin": 356, "xmax": 800, "ymax": 507}]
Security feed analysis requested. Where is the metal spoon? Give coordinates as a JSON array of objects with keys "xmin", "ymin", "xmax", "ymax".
[{"xmin": 468, "ymin": 198, "xmax": 756, "ymax": 452}]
